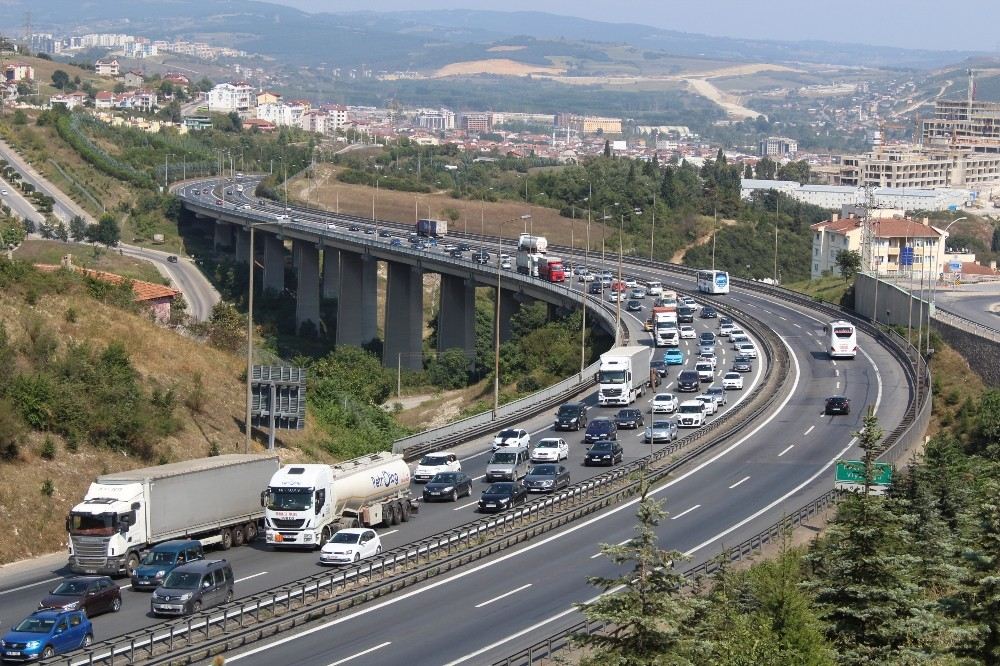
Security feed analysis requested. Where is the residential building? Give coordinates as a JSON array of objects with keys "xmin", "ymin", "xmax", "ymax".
[
  {"xmin": 49, "ymin": 92, "xmax": 88, "ymax": 110},
  {"xmin": 256, "ymin": 91, "xmax": 282, "ymax": 106},
  {"xmin": 759, "ymin": 136, "xmax": 798, "ymax": 157},
  {"xmin": 183, "ymin": 116, "xmax": 213, "ymax": 131},
  {"xmin": 4, "ymin": 63, "xmax": 34, "ymax": 82},
  {"xmin": 95, "ymin": 59, "xmax": 120, "ymax": 77},
  {"xmin": 921, "ymin": 98, "xmax": 1000, "ymax": 154},
  {"xmin": 461, "ymin": 112, "xmax": 492, "ymax": 133},
  {"xmin": 207, "ymin": 82, "xmax": 256, "ymax": 117},
  {"xmin": 417, "ymin": 109, "xmax": 455, "ymax": 130},
  {"xmin": 121, "ymin": 70, "xmax": 145, "ymax": 89},
  {"xmin": 162, "ymin": 73, "xmax": 190, "ymax": 90},
  {"xmin": 741, "ymin": 178, "xmax": 972, "ymax": 211},
  {"xmin": 810, "ymin": 213, "xmax": 947, "ymax": 279},
  {"xmin": 562, "ymin": 114, "xmax": 622, "ymax": 135}
]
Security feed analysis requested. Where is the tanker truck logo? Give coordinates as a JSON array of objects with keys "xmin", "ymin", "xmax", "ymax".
[{"xmin": 371, "ymin": 470, "xmax": 401, "ymax": 488}]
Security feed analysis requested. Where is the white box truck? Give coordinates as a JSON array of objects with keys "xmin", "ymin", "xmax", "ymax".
[
  {"xmin": 263, "ymin": 452, "xmax": 417, "ymax": 549},
  {"xmin": 597, "ymin": 345, "xmax": 652, "ymax": 406},
  {"xmin": 67, "ymin": 454, "xmax": 280, "ymax": 576}
]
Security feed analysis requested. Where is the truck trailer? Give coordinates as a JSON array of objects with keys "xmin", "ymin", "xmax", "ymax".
[
  {"xmin": 417, "ymin": 218, "xmax": 448, "ymax": 238},
  {"xmin": 263, "ymin": 452, "xmax": 417, "ymax": 549},
  {"xmin": 67, "ymin": 454, "xmax": 280, "ymax": 576},
  {"xmin": 596, "ymin": 345, "xmax": 652, "ymax": 406}
]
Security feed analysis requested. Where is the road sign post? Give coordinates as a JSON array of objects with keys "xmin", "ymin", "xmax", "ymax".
[
  {"xmin": 251, "ymin": 365, "xmax": 306, "ymax": 450},
  {"xmin": 835, "ymin": 459, "xmax": 893, "ymax": 495}
]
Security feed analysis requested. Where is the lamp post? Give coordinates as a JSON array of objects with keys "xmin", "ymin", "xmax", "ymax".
[
  {"xmin": 582, "ymin": 189, "xmax": 591, "ymax": 373},
  {"xmin": 617, "ymin": 211, "xmax": 624, "ymax": 344},
  {"xmin": 494, "ymin": 214, "xmax": 532, "ymax": 418},
  {"xmin": 927, "ymin": 216, "xmax": 966, "ymax": 355},
  {"xmin": 164, "ymin": 153, "xmax": 174, "ymax": 191},
  {"xmin": 244, "ymin": 220, "xmax": 258, "ymax": 453}
]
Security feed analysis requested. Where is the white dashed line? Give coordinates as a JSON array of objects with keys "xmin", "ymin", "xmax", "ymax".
[
  {"xmin": 325, "ymin": 642, "xmax": 392, "ymax": 666},
  {"xmin": 475, "ymin": 584, "xmax": 533, "ymax": 608},
  {"xmin": 803, "ymin": 425, "xmax": 815, "ymax": 436},
  {"xmin": 728, "ymin": 476, "xmax": 750, "ymax": 489},
  {"xmin": 670, "ymin": 504, "xmax": 701, "ymax": 520},
  {"xmin": 778, "ymin": 444, "xmax": 795, "ymax": 457},
  {"xmin": 453, "ymin": 500, "xmax": 479, "ymax": 511}
]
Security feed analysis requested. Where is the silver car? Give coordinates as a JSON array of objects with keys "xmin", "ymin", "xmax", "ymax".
[{"xmin": 644, "ymin": 420, "xmax": 678, "ymax": 443}]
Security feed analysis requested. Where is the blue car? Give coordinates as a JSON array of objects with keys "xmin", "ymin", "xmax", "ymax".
[
  {"xmin": 663, "ymin": 349, "xmax": 684, "ymax": 365},
  {"xmin": 1, "ymin": 610, "xmax": 93, "ymax": 661}
]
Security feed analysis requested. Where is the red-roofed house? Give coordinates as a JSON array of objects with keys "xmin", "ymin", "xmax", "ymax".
[
  {"xmin": 94, "ymin": 90, "xmax": 115, "ymax": 109},
  {"xmin": 810, "ymin": 213, "xmax": 948, "ymax": 279}
]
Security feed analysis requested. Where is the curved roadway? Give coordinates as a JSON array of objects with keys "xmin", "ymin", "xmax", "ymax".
[{"xmin": 0, "ymin": 177, "xmax": 911, "ymax": 665}]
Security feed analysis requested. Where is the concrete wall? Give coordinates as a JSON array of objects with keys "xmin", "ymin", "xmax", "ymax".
[{"xmin": 931, "ymin": 317, "xmax": 1000, "ymax": 387}]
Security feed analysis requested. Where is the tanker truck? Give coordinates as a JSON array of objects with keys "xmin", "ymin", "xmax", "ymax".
[
  {"xmin": 263, "ymin": 452, "xmax": 417, "ymax": 549},
  {"xmin": 67, "ymin": 454, "xmax": 280, "ymax": 576},
  {"xmin": 516, "ymin": 233, "xmax": 549, "ymax": 277}
]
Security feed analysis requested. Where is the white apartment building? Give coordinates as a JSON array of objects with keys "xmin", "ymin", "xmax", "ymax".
[
  {"xmin": 741, "ymin": 179, "xmax": 972, "ymax": 211},
  {"xmin": 298, "ymin": 107, "xmax": 348, "ymax": 136},
  {"xmin": 759, "ymin": 136, "xmax": 798, "ymax": 157},
  {"xmin": 416, "ymin": 109, "xmax": 455, "ymax": 130},
  {"xmin": 208, "ymin": 82, "xmax": 256, "ymax": 117},
  {"xmin": 810, "ymin": 213, "xmax": 948, "ymax": 279}
]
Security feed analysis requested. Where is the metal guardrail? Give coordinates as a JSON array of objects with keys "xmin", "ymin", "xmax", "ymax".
[
  {"xmin": 934, "ymin": 306, "xmax": 1000, "ymax": 342},
  {"xmin": 490, "ymin": 488, "xmax": 845, "ymax": 666},
  {"xmin": 54, "ymin": 287, "xmax": 789, "ymax": 666}
]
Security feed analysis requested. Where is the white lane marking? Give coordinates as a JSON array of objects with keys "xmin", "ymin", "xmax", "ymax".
[
  {"xmin": 832, "ymin": 360, "xmax": 837, "ymax": 366},
  {"xmin": 670, "ymin": 504, "xmax": 701, "ymax": 520},
  {"xmin": 836, "ymin": 381, "xmax": 840, "ymax": 390},
  {"xmin": 778, "ymin": 444, "xmax": 795, "ymax": 457},
  {"xmin": 793, "ymin": 323, "xmax": 802, "ymax": 329},
  {"xmin": 326, "ymin": 642, "xmax": 392, "ymax": 666},
  {"xmin": 236, "ymin": 572, "xmax": 269, "ymax": 584},
  {"xmin": 591, "ymin": 538, "xmax": 630, "ymax": 559},
  {"xmin": 665, "ymin": 382, "xmax": 673, "ymax": 389},
  {"xmin": 803, "ymin": 425, "xmax": 815, "ymax": 436},
  {"xmin": 454, "ymin": 500, "xmax": 479, "ymax": 511},
  {"xmin": 380, "ymin": 530, "xmax": 399, "ymax": 538},
  {"xmin": 474, "ymin": 583, "xmax": 533, "ymax": 608},
  {"xmin": 835, "ymin": 369, "xmax": 840, "ymax": 377},
  {"xmin": 778, "ymin": 316, "xmax": 787, "ymax": 321},
  {"xmin": 472, "ymin": 474, "xmax": 485, "ymax": 481},
  {"xmin": 0, "ymin": 577, "xmax": 62, "ymax": 596},
  {"xmin": 728, "ymin": 476, "xmax": 750, "ymax": 489}
]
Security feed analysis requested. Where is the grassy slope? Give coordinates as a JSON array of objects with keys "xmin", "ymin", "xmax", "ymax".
[
  {"xmin": 17, "ymin": 55, "xmax": 114, "ymax": 98},
  {"xmin": 784, "ymin": 275, "xmax": 851, "ymax": 306},
  {"xmin": 14, "ymin": 240, "xmax": 167, "ymax": 284},
  {"xmin": 0, "ymin": 287, "xmax": 333, "ymax": 564}
]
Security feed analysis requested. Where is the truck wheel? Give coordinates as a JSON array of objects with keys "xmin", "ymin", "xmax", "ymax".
[
  {"xmin": 220, "ymin": 528, "xmax": 233, "ymax": 550},
  {"xmin": 400, "ymin": 501, "xmax": 411, "ymax": 522},
  {"xmin": 392, "ymin": 501, "xmax": 402, "ymax": 525},
  {"xmin": 232, "ymin": 524, "xmax": 246, "ymax": 547},
  {"xmin": 319, "ymin": 526, "xmax": 331, "ymax": 547},
  {"xmin": 125, "ymin": 552, "xmax": 140, "ymax": 577},
  {"xmin": 244, "ymin": 522, "xmax": 258, "ymax": 542}
]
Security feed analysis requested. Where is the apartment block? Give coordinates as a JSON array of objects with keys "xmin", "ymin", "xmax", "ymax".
[
  {"xmin": 810, "ymin": 213, "xmax": 947, "ymax": 279},
  {"xmin": 759, "ymin": 136, "xmax": 798, "ymax": 157},
  {"xmin": 207, "ymin": 82, "xmax": 256, "ymax": 117}
]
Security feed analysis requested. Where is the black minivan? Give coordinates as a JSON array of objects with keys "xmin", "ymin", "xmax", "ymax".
[
  {"xmin": 554, "ymin": 403, "xmax": 588, "ymax": 431},
  {"xmin": 150, "ymin": 560, "xmax": 234, "ymax": 616},
  {"xmin": 677, "ymin": 370, "xmax": 701, "ymax": 392}
]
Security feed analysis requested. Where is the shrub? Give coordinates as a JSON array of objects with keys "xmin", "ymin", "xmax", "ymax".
[
  {"xmin": 40, "ymin": 479, "xmax": 54, "ymax": 496},
  {"xmin": 40, "ymin": 437, "xmax": 56, "ymax": 460}
]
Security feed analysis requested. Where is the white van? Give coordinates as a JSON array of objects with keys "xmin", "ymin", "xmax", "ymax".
[{"xmin": 645, "ymin": 280, "xmax": 663, "ymax": 297}]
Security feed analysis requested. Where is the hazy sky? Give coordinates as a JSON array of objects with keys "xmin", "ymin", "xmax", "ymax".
[{"xmin": 268, "ymin": 0, "xmax": 999, "ymax": 52}]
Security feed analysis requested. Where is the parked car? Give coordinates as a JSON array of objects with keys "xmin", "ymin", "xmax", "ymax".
[
  {"xmin": 493, "ymin": 428, "xmax": 530, "ymax": 451},
  {"xmin": 523, "ymin": 464, "xmax": 571, "ymax": 493},
  {"xmin": 0, "ymin": 610, "xmax": 93, "ymax": 661},
  {"xmin": 584, "ymin": 440, "xmax": 624, "ymax": 466},
  {"xmin": 677, "ymin": 370, "xmax": 701, "ymax": 392},
  {"xmin": 615, "ymin": 408, "xmax": 644, "ymax": 429},
  {"xmin": 644, "ymin": 419, "xmax": 679, "ymax": 443},
  {"xmin": 722, "ymin": 372, "xmax": 744, "ymax": 390},
  {"xmin": 825, "ymin": 395, "xmax": 851, "ymax": 415},
  {"xmin": 478, "ymin": 482, "xmax": 528, "ymax": 513},
  {"xmin": 318, "ymin": 529, "xmax": 382, "ymax": 565},
  {"xmin": 149, "ymin": 560, "xmax": 234, "ymax": 616},
  {"xmin": 422, "ymin": 472, "xmax": 473, "ymax": 502},
  {"xmin": 38, "ymin": 577, "xmax": 121, "ymax": 616},
  {"xmin": 131, "ymin": 540, "xmax": 204, "ymax": 591},
  {"xmin": 584, "ymin": 417, "xmax": 617, "ymax": 443},
  {"xmin": 554, "ymin": 403, "xmax": 588, "ymax": 431},
  {"xmin": 531, "ymin": 438, "xmax": 569, "ymax": 462},
  {"xmin": 413, "ymin": 451, "xmax": 461, "ymax": 482},
  {"xmin": 679, "ymin": 325, "xmax": 696, "ymax": 339},
  {"xmin": 649, "ymin": 393, "xmax": 679, "ymax": 414},
  {"xmin": 732, "ymin": 356, "xmax": 753, "ymax": 373}
]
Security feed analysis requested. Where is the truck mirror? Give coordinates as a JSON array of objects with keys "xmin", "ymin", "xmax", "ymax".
[
  {"xmin": 260, "ymin": 491, "xmax": 267, "ymax": 507},
  {"xmin": 131, "ymin": 502, "xmax": 141, "ymax": 511},
  {"xmin": 65, "ymin": 515, "xmax": 71, "ymax": 532}
]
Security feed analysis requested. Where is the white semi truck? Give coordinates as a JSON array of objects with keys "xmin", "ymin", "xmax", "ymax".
[
  {"xmin": 67, "ymin": 454, "xmax": 280, "ymax": 576},
  {"xmin": 263, "ymin": 452, "xmax": 417, "ymax": 549},
  {"xmin": 596, "ymin": 345, "xmax": 652, "ymax": 406}
]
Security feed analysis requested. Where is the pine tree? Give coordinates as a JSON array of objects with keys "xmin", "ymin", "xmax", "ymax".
[
  {"xmin": 955, "ymin": 478, "xmax": 1000, "ymax": 663},
  {"xmin": 575, "ymin": 481, "xmax": 695, "ymax": 665}
]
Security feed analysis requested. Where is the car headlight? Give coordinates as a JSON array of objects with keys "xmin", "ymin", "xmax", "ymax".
[
  {"xmin": 179, "ymin": 593, "xmax": 193, "ymax": 601},
  {"xmin": 499, "ymin": 497, "xmax": 510, "ymax": 503},
  {"xmin": 440, "ymin": 486, "xmax": 454, "ymax": 492},
  {"xmin": 541, "ymin": 480, "xmax": 554, "ymax": 486},
  {"xmin": 26, "ymin": 641, "xmax": 41, "ymax": 649},
  {"xmin": 156, "ymin": 570, "xmax": 167, "ymax": 578}
]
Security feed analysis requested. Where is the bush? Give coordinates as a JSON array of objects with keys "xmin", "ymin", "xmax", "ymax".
[
  {"xmin": 64, "ymin": 307, "xmax": 78, "ymax": 323},
  {"xmin": 40, "ymin": 437, "xmax": 56, "ymax": 460},
  {"xmin": 40, "ymin": 479, "xmax": 54, "ymax": 496}
]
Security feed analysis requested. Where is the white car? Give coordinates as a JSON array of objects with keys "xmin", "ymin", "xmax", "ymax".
[
  {"xmin": 676, "ymin": 400, "xmax": 707, "ymax": 428},
  {"xmin": 413, "ymin": 451, "xmax": 461, "ymax": 482},
  {"xmin": 493, "ymin": 428, "xmax": 530, "ymax": 451},
  {"xmin": 578, "ymin": 272, "xmax": 595, "ymax": 282},
  {"xmin": 695, "ymin": 395, "xmax": 718, "ymax": 415},
  {"xmin": 500, "ymin": 259, "xmax": 513, "ymax": 270},
  {"xmin": 679, "ymin": 325, "xmax": 696, "ymax": 339},
  {"xmin": 607, "ymin": 292, "xmax": 621, "ymax": 303},
  {"xmin": 722, "ymin": 372, "xmax": 744, "ymax": 390},
  {"xmin": 735, "ymin": 342, "xmax": 758, "ymax": 359},
  {"xmin": 696, "ymin": 361, "xmax": 714, "ymax": 382},
  {"xmin": 275, "ymin": 214, "xmax": 289, "ymax": 220},
  {"xmin": 531, "ymin": 438, "xmax": 569, "ymax": 462},
  {"xmin": 698, "ymin": 353, "xmax": 717, "ymax": 369},
  {"xmin": 649, "ymin": 392, "xmax": 679, "ymax": 414},
  {"xmin": 719, "ymin": 323, "xmax": 735, "ymax": 337},
  {"xmin": 1, "ymin": 189, "xmax": 8, "ymax": 196},
  {"xmin": 624, "ymin": 277, "xmax": 638, "ymax": 288},
  {"xmin": 319, "ymin": 528, "xmax": 382, "ymax": 565}
]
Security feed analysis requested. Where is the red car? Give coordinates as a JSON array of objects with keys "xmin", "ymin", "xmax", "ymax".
[{"xmin": 38, "ymin": 577, "xmax": 122, "ymax": 617}]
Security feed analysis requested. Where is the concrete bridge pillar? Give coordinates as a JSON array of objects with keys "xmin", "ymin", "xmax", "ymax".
[
  {"xmin": 213, "ymin": 221, "xmax": 233, "ymax": 250},
  {"xmin": 294, "ymin": 240, "xmax": 320, "ymax": 335},
  {"xmin": 262, "ymin": 234, "xmax": 285, "ymax": 295},
  {"xmin": 336, "ymin": 252, "xmax": 378, "ymax": 347},
  {"xmin": 438, "ymin": 275, "xmax": 476, "ymax": 362},
  {"xmin": 322, "ymin": 249, "xmax": 340, "ymax": 300},
  {"xmin": 498, "ymin": 288, "xmax": 520, "ymax": 343},
  {"xmin": 384, "ymin": 262, "xmax": 424, "ymax": 370},
  {"xmin": 234, "ymin": 227, "xmax": 251, "ymax": 264}
]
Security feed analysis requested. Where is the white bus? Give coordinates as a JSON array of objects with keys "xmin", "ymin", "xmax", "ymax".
[
  {"xmin": 826, "ymin": 320, "xmax": 858, "ymax": 359},
  {"xmin": 697, "ymin": 270, "xmax": 730, "ymax": 295}
]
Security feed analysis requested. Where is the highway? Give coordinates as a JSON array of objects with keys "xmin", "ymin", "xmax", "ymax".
[
  {"xmin": 0, "ymin": 137, "xmax": 92, "ymax": 225},
  {"xmin": 931, "ymin": 281, "xmax": 1000, "ymax": 331},
  {"xmin": 0, "ymin": 178, "xmax": 911, "ymax": 665},
  {"xmin": 0, "ymin": 176, "xmax": 44, "ymax": 226}
]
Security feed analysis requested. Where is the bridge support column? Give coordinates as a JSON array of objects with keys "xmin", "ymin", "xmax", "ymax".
[
  {"xmin": 438, "ymin": 275, "xmax": 476, "ymax": 363},
  {"xmin": 213, "ymin": 221, "xmax": 233, "ymax": 250},
  {"xmin": 262, "ymin": 234, "xmax": 285, "ymax": 295},
  {"xmin": 322, "ymin": 249, "xmax": 340, "ymax": 300},
  {"xmin": 384, "ymin": 263, "xmax": 424, "ymax": 370},
  {"xmin": 234, "ymin": 228, "xmax": 251, "ymax": 264},
  {"xmin": 498, "ymin": 288, "xmax": 519, "ymax": 343},
  {"xmin": 294, "ymin": 240, "xmax": 320, "ymax": 335},
  {"xmin": 336, "ymin": 252, "xmax": 378, "ymax": 347}
]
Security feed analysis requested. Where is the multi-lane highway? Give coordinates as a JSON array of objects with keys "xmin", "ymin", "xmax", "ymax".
[{"xmin": 0, "ymin": 177, "xmax": 911, "ymax": 665}]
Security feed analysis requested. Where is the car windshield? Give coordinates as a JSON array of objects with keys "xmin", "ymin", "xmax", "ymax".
[
  {"xmin": 52, "ymin": 580, "xmax": 90, "ymax": 595},
  {"xmin": 162, "ymin": 571, "xmax": 201, "ymax": 590},
  {"xmin": 617, "ymin": 410, "xmax": 638, "ymax": 418},
  {"xmin": 598, "ymin": 369, "xmax": 626, "ymax": 383},
  {"xmin": 142, "ymin": 551, "xmax": 177, "ymax": 565},
  {"xmin": 589, "ymin": 420, "xmax": 611, "ymax": 431},
  {"xmin": 431, "ymin": 473, "xmax": 459, "ymax": 483},
  {"xmin": 652, "ymin": 421, "xmax": 672, "ymax": 429},
  {"xmin": 697, "ymin": 363, "xmax": 712, "ymax": 370},
  {"xmin": 496, "ymin": 430, "xmax": 518, "ymax": 439},
  {"xmin": 680, "ymin": 372, "xmax": 698, "ymax": 381},
  {"xmin": 530, "ymin": 465, "xmax": 557, "ymax": 475},
  {"xmin": 13, "ymin": 617, "xmax": 56, "ymax": 633},
  {"xmin": 679, "ymin": 404, "xmax": 703, "ymax": 414},
  {"xmin": 486, "ymin": 483, "xmax": 513, "ymax": 494},
  {"xmin": 557, "ymin": 406, "xmax": 579, "ymax": 416},
  {"xmin": 591, "ymin": 442, "xmax": 614, "ymax": 451},
  {"xmin": 655, "ymin": 394, "xmax": 673, "ymax": 401},
  {"xmin": 419, "ymin": 455, "xmax": 449, "ymax": 466},
  {"xmin": 537, "ymin": 440, "xmax": 558, "ymax": 448},
  {"xmin": 68, "ymin": 512, "xmax": 115, "ymax": 536},
  {"xmin": 491, "ymin": 452, "xmax": 517, "ymax": 464},
  {"xmin": 725, "ymin": 373, "xmax": 740, "ymax": 379},
  {"xmin": 735, "ymin": 356, "xmax": 750, "ymax": 363},
  {"xmin": 331, "ymin": 532, "xmax": 362, "ymax": 544},
  {"xmin": 266, "ymin": 487, "xmax": 312, "ymax": 511}
]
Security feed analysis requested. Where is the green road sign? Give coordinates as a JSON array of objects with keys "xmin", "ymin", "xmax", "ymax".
[{"xmin": 835, "ymin": 460, "xmax": 893, "ymax": 494}]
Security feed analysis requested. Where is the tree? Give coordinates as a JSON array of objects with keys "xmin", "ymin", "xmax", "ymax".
[
  {"xmin": 203, "ymin": 302, "xmax": 245, "ymax": 352},
  {"xmin": 51, "ymin": 69, "xmax": 70, "ymax": 90},
  {"xmin": 69, "ymin": 216, "xmax": 88, "ymax": 242},
  {"xmin": 310, "ymin": 346, "xmax": 392, "ymax": 406},
  {"xmin": 777, "ymin": 160, "xmax": 810, "ymax": 185},
  {"xmin": 88, "ymin": 213, "xmax": 121, "ymax": 248},
  {"xmin": 11, "ymin": 110, "xmax": 27, "ymax": 125},
  {"xmin": 835, "ymin": 249, "xmax": 862, "ymax": 281},
  {"xmin": 575, "ymin": 481, "xmax": 696, "ymax": 664},
  {"xmin": 755, "ymin": 157, "xmax": 777, "ymax": 180},
  {"xmin": 603, "ymin": 140, "xmax": 611, "ymax": 158}
]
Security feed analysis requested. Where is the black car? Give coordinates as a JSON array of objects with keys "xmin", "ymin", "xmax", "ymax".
[
  {"xmin": 650, "ymin": 360, "xmax": 668, "ymax": 378},
  {"xmin": 626, "ymin": 299, "xmax": 643, "ymax": 312},
  {"xmin": 379, "ymin": 230, "xmax": 392, "ymax": 237},
  {"xmin": 554, "ymin": 402, "xmax": 588, "ymax": 431},
  {"xmin": 825, "ymin": 396, "xmax": 851, "ymax": 415},
  {"xmin": 677, "ymin": 306, "xmax": 695, "ymax": 323},
  {"xmin": 363, "ymin": 228, "xmax": 375, "ymax": 235},
  {"xmin": 718, "ymin": 316, "xmax": 733, "ymax": 328},
  {"xmin": 38, "ymin": 577, "xmax": 122, "ymax": 616},
  {"xmin": 701, "ymin": 306, "xmax": 718, "ymax": 319},
  {"xmin": 472, "ymin": 251, "xmax": 490, "ymax": 264},
  {"xmin": 584, "ymin": 417, "xmax": 617, "ymax": 442},
  {"xmin": 458, "ymin": 242, "xmax": 472, "ymax": 251},
  {"xmin": 585, "ymin": 440, "xmax": 624, "ymax": 466},
  {"xmin": 348, "ymin": 225, "xmax": 360, "ymax": 232},
  {"xmin": 588, "ymin": 282, "xmax": 603, "ymax": 295},
  {"xmin": 523, "ymin": 464, "xmax": 571, "ymax": 493},
  {"xmin": 614, "ymin": 408, "xmax": 644, "ymax": 429},
  {"xmin": 166, "ymin": 255, "xmax": 178, "ymax": 263},
  {"xmin": 449, "ymin": 248, "xmax": 464, "ymax": 258},
  {"xmin": 677, "ymin": 370, "xmax": 701, "ymax": 392},
  {"xmin": 732, "ymin": 356, "xmax": 753, "ymax": 373},
  {"xmin": 478, "ymin": 482, "xmax": 528, "ymax": 513},
  {"xmin": 422, "ymin": 472, "xmax": 473, "ymax": 502}
]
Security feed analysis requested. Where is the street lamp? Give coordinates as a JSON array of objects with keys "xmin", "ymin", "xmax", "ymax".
[
  {"xmin": 926, "ymin": 216, "xmax": 966, "ymax": 355},
  {"xmin": 164, "ymin": 153, "xmax": 174, "ymax": 191},
  {"xmin": 244, "ymin": 220, "xmax": 259, "ymax": 453},
  {"xmin": 494, "ymin": 214, "xmax": 532, "ymax": 418}
]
